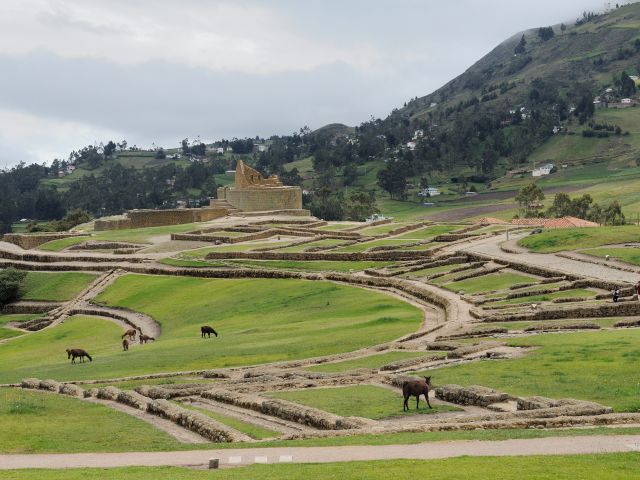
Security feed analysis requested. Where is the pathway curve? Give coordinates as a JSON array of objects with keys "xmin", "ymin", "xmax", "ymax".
[
  {"xmin": 2, "ymin": 434, "xmax": 639, "ymax": 469},
  {"xmin": 448, "ymin": 233, "xmax": 640, "ymax": 284}
]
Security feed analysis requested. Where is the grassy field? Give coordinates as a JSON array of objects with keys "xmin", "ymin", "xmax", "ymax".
[
  {"xmin": 0, "ymin": 275, "xmax": 421, "ymax": 383},
  {"xmin": 0, "ymin": 314, "xmax": 40, "ymax": 340},
  {"xmin": 330, "ymin": 239, "xmax": 419, "ymax": 253},
  {"xmin": 21, "ymin": 272, "xmax": 97, "ymax": 301},
  {"xmin": 227, "ymin": 259, "xmax": 394, "ymax": 272},
  {"xmin": 442, "ymin": 271, "xmax": 537, "ymax": 294},
  {"xmin": 401, "ymin": 264, "xmax": 462, "ymax": 278},
  {"xmin": 90, "ymin": 223, "xmax": 205, "ymax": 244},
  {"xmin": 305, "ymin": 351, "xmax": 440, "ymax": 373},
  {"xmin": 0, "ymin": 389, "xmax": 188, "ymax": 453},
  {"xmin": 581, "ymin": 247, "xmax": 640, "ymax": 266},
  {"xmin": 174, "ymin": 402, "xmax": 277, "ymax": 440},
  {"xmin": 268, "ymin": 385, "xmax": 459, "ymax": 419},
  {"xmin": 486, "ymin": 288, "xmax": 597, "ymax": 306},
  {"xmin": 276, "ymin": 238, "xmax": 351, "ymax": 252},
  {"xmin": 37, "ymin": 236, "xmax": 90, "ymax": 251},
  {"xmin": 396, "ymin": 224, "xmax": 461, "ymax": 240},
  {"xmin": 519, "ymin": 226, "xmax": 640, "ymax": 253},
  {"xmin": 419, "ymin": 329, "xmax": 640, "ymax": 411},
  {"xmin": 3, "ymin": 454, "xmax": 639, "ymax": 479}
]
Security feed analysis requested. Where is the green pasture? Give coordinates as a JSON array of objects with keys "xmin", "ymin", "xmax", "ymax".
[
  {"xmin": 175, "ymin": 402, "xmax": 277, "ymax": 440},
  {"xmin": 0, "ymin": 388, "xmax": 186, "ymax": 453},
  {"xmin": 332, "ymin": 238, "xmax": 418, "ymax": 253},
  {"xmin": 442, "ymin": 272, "xmax": 538, "ymax": 294},
  {"xmin": 305, "ymin": 351, "xmax": 440, "ymax": 373},
  {"xmin": 519, "ymin": 226, "xmax": 640, "ymax": 253},
  {"xmin": 486, "ymin": 288, "xmax": 597, "ymax": 306},
  {"xmin": 226, "ymin": 259, "xmax": 394, "ymax": 272},
  {"xmin": 0, "ymin": 314, "xmax": 40, "ymax": 340},
  {"xmin": 4, "ymin": 454, "xmax": 639, "ymax": 480},
  {"xmin": 37, "ymin": 236, "xmax": 90, "ymax": 251},
  {"xmin": 276, "ymin": 238, "xmax": 351, "ymax": 252},
  {"xmin": 21, "ymin": 272, "xmax": 97, "ymax": 301},
  {"xmin": 396, "ymin": 224, "xmax": 461, "ymax": 240},
  {"xmin": 0, "ymin": 275, "xmax": 420, "ymax": 383},
  {"xmin": 357, "ymin": 222, "xmax": 410, "ymax": 236},
  {"xmin": 401, "ymin": 263, "xmax": 464, "ymax": 278},
  {"xmin": 420, "ymin": 329, "xmax": 640, "ymax": 411},
  {"xmin": 268, "ymin": 385, "xmax": 459, "ymax": 420},
  {"xmin": 581, "ymin": 247, "xmax": 640, "ymax": 266}
]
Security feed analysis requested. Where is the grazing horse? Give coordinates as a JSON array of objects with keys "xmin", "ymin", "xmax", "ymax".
[
  {"xmin": 201, "ymin": 326, "xmax": 218, "ymax": 338},
  {"xmin": 66, "ymin": 348, "xmax": 92, "ymax": 364},
  {"xmin": 402, "ymin": 376, "xmax": 432, "ymax": 411},
  {"xmin": 139, "ymin": 334, "xmax": 155, "ymax": 344},
  {"xmin": 122, "ymin": 329, "xmax": 137, "ymax": 340},
  {"xmin": 122, "ymin": 339, "xmax": 129, "ymax": 351}
]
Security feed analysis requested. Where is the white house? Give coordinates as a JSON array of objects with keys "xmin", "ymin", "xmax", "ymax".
[
  {"xmin": 226, "ymin": 146, "xmax": 233, "ymax": 153},
  {"xmin": 532, "ymin": 163, "xmax": 554, "ymax": 177},
  {"xmin": 622, "ymin": 98, "xmax": 633, "ymax": 104},
  {"xmin": 413, "ymin": 129, "xmax": 424, "ymax": 138},
  {"xmin": 257, "ymin": 144, "xmax": 267, "ymax": 152},
  {"xmin": 216, "ymin": 147, "xmax": 224, "ymax": 154},
  {"xmin": 429, "ymin": 102, "xmax": 438, "ymax": 108},
  {"xmin": 552, "ymin": 126, "xmax": 561, "ymax": 134},
  {"xmin": 418, "ymin": 187, "xmax": 440, "ymax": 197},
  {"xmin": 406, "ymin": 141, "xmax": 416, "ymax": 151}
]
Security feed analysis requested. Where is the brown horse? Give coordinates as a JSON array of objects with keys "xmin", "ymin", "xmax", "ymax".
[
  {"xmin": 402, "ymin": 376, "xmax": 432, "ymax": 411},
  {"xmin": 201, "ymin": 326, "xmax": 218, "ymax": 338},
  {"xmin": 66, "ymin": 348, "xmax": 92, "ymax": 364},
  {"xmin": 122, "ymin": 339, "xmax": 129, "ymax": 351},
  {"xmin": 122, "ymin": 329, "xmax": 137, "ymax": 340},
  {"xmin": 139, "ymin": 334, "xmax": 155, "ymax": 344}
]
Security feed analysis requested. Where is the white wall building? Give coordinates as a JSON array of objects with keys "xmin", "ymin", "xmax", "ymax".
[{"xmin": 532, "ymin": 163, "xmax": 554, "ymax": 177}]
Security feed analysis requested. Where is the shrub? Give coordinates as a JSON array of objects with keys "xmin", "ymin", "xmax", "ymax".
[{"xmin": 0, "ymin": 268, "xmax": 26, "ymax": 307}]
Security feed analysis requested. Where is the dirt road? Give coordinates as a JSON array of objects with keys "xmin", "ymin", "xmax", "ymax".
[{"xmin": 2, "ymin": 434, "xmax": 639, "ymax": 469}]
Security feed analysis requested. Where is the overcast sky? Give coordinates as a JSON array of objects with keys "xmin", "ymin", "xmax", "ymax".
[{"xmin": 0, "ymin": 0, "xmax": 615, "ymax": 167}]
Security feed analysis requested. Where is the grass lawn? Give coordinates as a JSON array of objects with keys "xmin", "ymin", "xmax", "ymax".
[
  {"xmin": 442, "ymin": 271, "xmax": 537, "ymax": 294},
  {"xmin": 305, "ymin": 351, "xmax": 442, "ymax": 373},
  {"xmin": 519, "ymin": 226, "xmax": 640, "ymax": 253},
  {"xmin": 3, "ymin": 455, "xmax": 639, "ymax": 479},
  {"xmin": 419, "ymin": 329, "xmax": 640, "ymax": 412},
  {"xmin": 180, "ymin": 238, "xmax": 300, "ymax": 255},
  {"xmin": 581, "ymin": 247, "xmax": 640, "ymax": 266},
  {"xmin": 0, "ymin": 314, "xmax": 40, "ymax": 340},
  {"xmin": 0, "ymin": 276, "xmax": 421, "ymax": 383},
  {"xmin": 332, "ymin": 238, "xmax": 418, "ymax": 253},
  {"xmin": 21, "ymin": 272, "xmax": 98, "ymax": 301},
  {"xmin": 485, "ymin": 318, "xmax": 620, "ymax": 331},
  {"xmin": 88, "ymin": 376, "xmax": 218, "ymax": 390},
  {"xmin": 175, "ymin": 402, "xmax": 277, "ymax": 440},
  {"xmin": 158, "ymin": 258, "xmax": 228, "ymax": 268},
  {"xmin": 37, "ymin": 236, "xmax": 89, "ymax": 251},
  {"xmin": 401, "ymin": 264, "xmax": 462, "ymax": 278},
  {"xmin": 268, "ymin": 385, "xmax": 459, "ymax": 419},
  {"xmin": 396, "ymin": 224, "xmax": 461, "ymax": 240},
  {"xmin": 0, "ymin": 389, "xmax": 188, "ymax": 453},
  {"xmin": 357, "ymin": 222, "xmax": 410, "ymax": 236},
  {"xmin": 486, "ymin": 288, "xmax": 597, "ymax": 306}
]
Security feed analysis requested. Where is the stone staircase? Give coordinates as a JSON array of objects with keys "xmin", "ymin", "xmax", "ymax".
[{"xmin": 209, "ymin": 199, "xmax": 240, "ymax": 214}]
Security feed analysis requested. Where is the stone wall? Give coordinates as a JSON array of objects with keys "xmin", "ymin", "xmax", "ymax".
[
  {"xmin": 218, "ymin": 186, "xmax": 302, "ymax": 211},
  {"xmin": 2, "ymin": 233, "xmax": 89, "ymax": 250},
  {"xmin": 95, "ymin": 207, "xmax": 229, "ymax": 231}
]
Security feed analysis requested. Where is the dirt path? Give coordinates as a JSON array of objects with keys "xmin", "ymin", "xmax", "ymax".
[
  {"xmin": 451, "ymin": 233, "xmax": 639, "ymax": 284},
  {"xmin": 2, "ymin": 434, "xmax": 639, "ymax": 469}
]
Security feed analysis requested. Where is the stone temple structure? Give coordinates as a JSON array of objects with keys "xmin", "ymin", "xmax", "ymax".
[{"xmin": 216, "ymin": 160, "xmax": 302, "ymax": 212}]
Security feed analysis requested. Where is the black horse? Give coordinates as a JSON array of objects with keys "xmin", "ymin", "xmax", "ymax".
[
  {"xmin": 402, "ymin": 376, "xmax": 432, "ymax": 411},
  {"xmin": 201, "ymin": 326, "xmax": 218, "ymax": 338},
  {"xmin": 66, "ymin": 348, "xmax": 93, "ymax": 364}
]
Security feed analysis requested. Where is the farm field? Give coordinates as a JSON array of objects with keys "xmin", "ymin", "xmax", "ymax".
[
  {"xmin": 441, "ymin": 271, "xmax": 537, "ymax": 294},
  {"xmin": 0, "ymin": 275, "xmax": 421, "ymax": 383}
]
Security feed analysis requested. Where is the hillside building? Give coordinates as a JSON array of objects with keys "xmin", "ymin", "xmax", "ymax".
[{"xmin": 532, "ymin": 163, "xmax": 554, "ymax": 177}]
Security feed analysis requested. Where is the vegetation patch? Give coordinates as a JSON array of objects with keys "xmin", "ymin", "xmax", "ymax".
[
  {"xmin": 0, "ymin": 314, "xmax": 41, "ymax": 340},
  {"xmin": 487, "ymin": 289, "xmax": 597, "ymax": 306},
  {"xmin": 22, "ymin": 272, "xmax": 98, "ymax": 301},
  {"xmin": 581, "ymin": 247, "xmax": 640, "ymax": 266},
  {"xmin": 443, "ymin": 272, "xmax": 537, "ymax": 294},
  {"xmin": 37, "ymin": 236, "xmax": 90, "ymax": 251},
  {"xmin": 0, "ymin": 388, "xmax": 187, "ymax": 453},
  {"xmin": 0, "ymin": 276, "xmax": 421, "ymax": 383},
  {"xmin": 268, "ymin": 385, "xmax": 459, "ymax": 419},
  {"xmin": 519, "ymin": 226, "xmax": 640, "ymax": 253},
  {"xmin": 419, "ymin": 329, "xmax": 640, "ymax": 411}
]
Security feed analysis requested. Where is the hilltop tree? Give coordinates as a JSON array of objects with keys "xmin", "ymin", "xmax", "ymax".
[
  {"xmin": 560, "ymin": 23, "xmax": 567, "ymax": 34},
  {"xmin": 0, "ymin": 268, "xmax": 26, "ymax": 307},
  {"xmin": 538, "ymin": 26, "xmax": 555, "ymax": 41},
  {"xmin": 515, "ymin": 183, "xmax": 545, "ymax": 217},
  {"xmin": 514, "ymin": 34, "xmax": 527, "ymax": 54}
]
